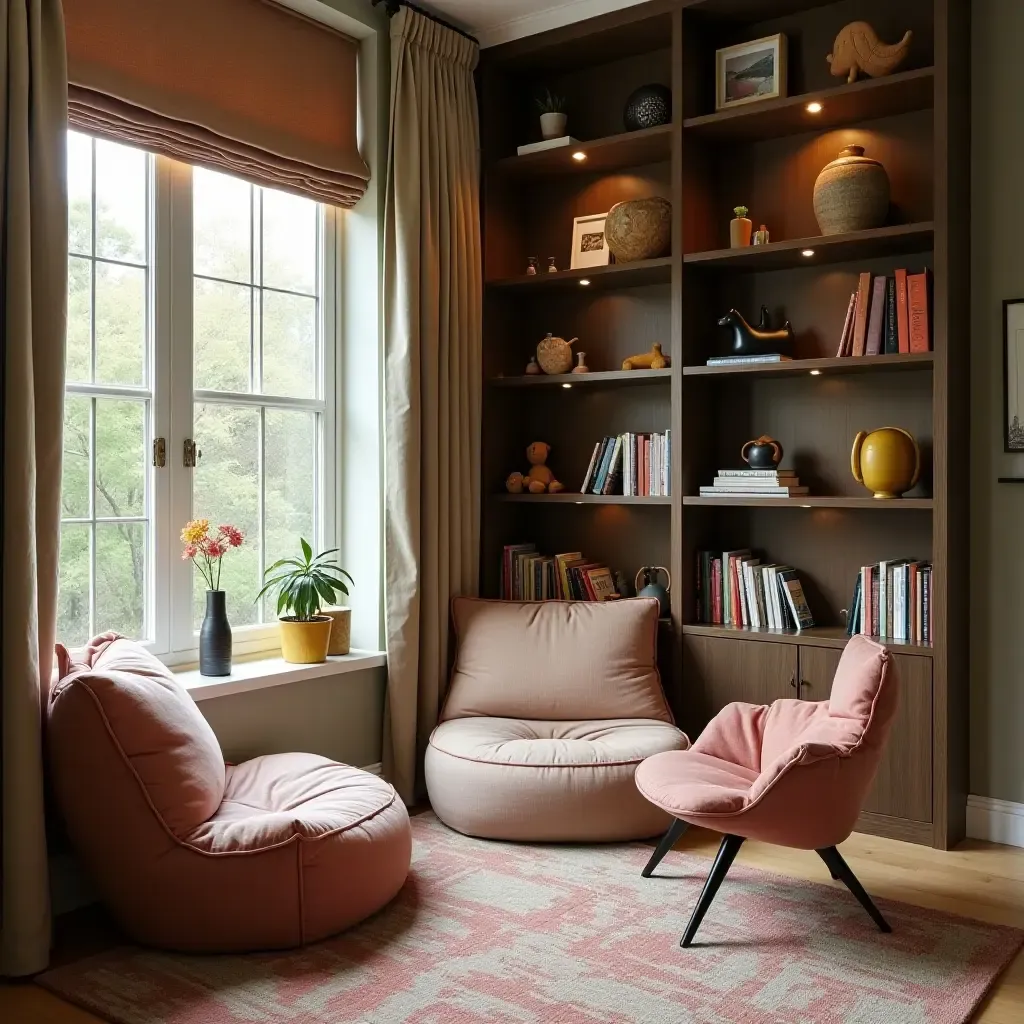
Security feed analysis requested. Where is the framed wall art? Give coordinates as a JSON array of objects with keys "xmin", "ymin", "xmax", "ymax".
[
  {"xmin": 716, "ymin": 34, "xmax": 788, "ymax": 111},
  {"xmin": 569, "ymin": 213, "xmax": 610, "ymax": 270}
]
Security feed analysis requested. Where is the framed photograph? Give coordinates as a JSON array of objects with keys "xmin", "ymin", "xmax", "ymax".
[
  {"xmin": 570, "ymin": 213, "xmax": 610, "ymax": 270},
  {"xmin": 716, "ymin": 34, "xmax": 788, "ymax": 111},
  {"xmin": 1004, "ymin": 299, "xmax": 1024, "ymax": 451}
]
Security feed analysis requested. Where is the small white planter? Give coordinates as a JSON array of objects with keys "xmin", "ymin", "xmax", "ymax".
[{"xmin": 540, "ymin": 112, "xmax": 567, "ymax": 140}]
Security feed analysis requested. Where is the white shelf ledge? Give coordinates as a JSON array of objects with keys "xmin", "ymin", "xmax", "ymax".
[{"xmin": 178, "ymin": 649, "xmax": 387, "ymax": 702}]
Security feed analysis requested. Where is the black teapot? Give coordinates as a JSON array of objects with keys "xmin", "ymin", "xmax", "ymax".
[{"xmin": 741, "ymin": 435, "xmax": 784, "ymax": 469}]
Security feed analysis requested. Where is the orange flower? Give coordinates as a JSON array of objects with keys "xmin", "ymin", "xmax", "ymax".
[{"xmin": 181, "ymin": 519, "xmax": 210, "ymax": 546}]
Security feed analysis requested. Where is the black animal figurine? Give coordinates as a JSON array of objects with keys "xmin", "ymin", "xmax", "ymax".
[{"xmin": 717, "ymin": 306, "xmax": 794, "ymax": 357}]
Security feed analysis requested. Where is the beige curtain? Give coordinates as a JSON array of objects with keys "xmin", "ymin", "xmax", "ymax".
[
  {"xmin": 382, "ymin": 8, "xmax": 481, "ymax": 804},
  {"xmin": 0, "ymin": 0, "xmax": 67, "ymax": 977}
]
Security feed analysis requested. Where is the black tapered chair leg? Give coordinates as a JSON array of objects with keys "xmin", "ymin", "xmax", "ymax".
[
  {"xmin": 817, "ymin": 846, "xmax": 892, "ymax": 933},
  {"xmin": 642, "ymin": 818, "xmax": 689, "ymax": 878},
  {"xmin": 680, "ymin": 834, "xmax": 744, "ymax": 947}
]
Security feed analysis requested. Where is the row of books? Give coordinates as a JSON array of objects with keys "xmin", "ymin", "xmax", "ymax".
[
  {"xmin": 837, "ymin": 268, "xmax": 931, "ymax": 358},
  {"xmin": 696, "ymin": 550, "xmax": 815, "ymax": 630},
  {"xmin": 699, "ymin": 468, "xmax": 808, "ymax": 498},
  {"xmin": 501, "ymin": 544, "xmax": 617, "ymax": 602},
  {"xmin": 847, "ymin": 560, "xmax": 933, "ymax": 644},
  {"xmin": 580, "ymin": 431, "xmax": 671, "ymax": 496}
]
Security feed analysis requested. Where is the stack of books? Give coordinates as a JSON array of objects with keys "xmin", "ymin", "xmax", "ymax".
[
  {"xmin": 580, "ymin": 432, "xmax": 671, "ymax": 496},
  {"xmin": 699, "ymin": 468, "xmax": 808, "ymax": 498},
  {"xmin": 836, "ymin": 268, "xmax": 932, "ymax": 358},
  {"xmin": 705, "ymin": 354, "xmax": 792, "ymax": 367},
  {"xmin": 847, "ymin": 560, "xmax": 933, "ymax": 644},
  {"xmin": 501, "ymin": 544, "xmax": 618, "ymax": 602},
  {"xmin": 697, "ymin": 550, "xmax": 815, "ymax": 630}
]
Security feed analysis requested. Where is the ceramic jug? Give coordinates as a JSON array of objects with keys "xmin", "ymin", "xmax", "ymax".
[
  {"xmin": 635, "ymin": 566, "xmax": 671, "ymax": 616},
  {"xmin": 851, "ymin": 427, "xmax": 920, "ymax": 498}
]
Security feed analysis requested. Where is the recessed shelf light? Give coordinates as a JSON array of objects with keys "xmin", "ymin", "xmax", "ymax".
[
  {"xmin": 801, "ymin": 504, "xmax": 812, "ymax": 508},
  {"xmin": 572, "ymin": 151, "xmax": 588, "ymax": 162},
  {"xmin": 810, "ymin": 369, "xmax": 822, "ymax": 376},
  {"xmin": 801, "ymin": 249, "xmax": 816, "ymax": 257},
  {"xmin": 579, "ymin": 279, "xmax": 591, "ymax": 286},
  {"xmin": 806, "ymin": 101, "xmax": 823, "ymax": 114},
  {"xmin": 562, "ymin": 383, "xmax": 572, "ymax": 389},
  {"xmin": 576, "ymin": 501, "xmax": 584, "ymax": 505}
]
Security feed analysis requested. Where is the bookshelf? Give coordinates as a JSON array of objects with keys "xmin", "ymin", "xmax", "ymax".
[{"xmin": 478, "ymin": 0, "xmax": 969, "ymax": 849}]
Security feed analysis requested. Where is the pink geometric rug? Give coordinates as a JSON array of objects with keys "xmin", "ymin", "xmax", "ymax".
[{"xmin": 39, "ymin": 813, "xmax": 1022, "ymax": 1024}]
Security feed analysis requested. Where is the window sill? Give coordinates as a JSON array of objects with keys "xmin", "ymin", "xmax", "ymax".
[{"xmin": 177, "ymin": 650, "xmax": 387, "ymax": 702}]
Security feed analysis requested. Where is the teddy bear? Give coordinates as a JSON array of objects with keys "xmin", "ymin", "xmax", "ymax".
[{"xmin": 506, "ymin": 441, "xmax": 565, "ymax": 494}]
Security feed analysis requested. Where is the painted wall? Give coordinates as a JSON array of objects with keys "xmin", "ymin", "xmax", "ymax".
[{"xmin": 970, "ymin": 0, "xmax": 1024, "ymax": 805}]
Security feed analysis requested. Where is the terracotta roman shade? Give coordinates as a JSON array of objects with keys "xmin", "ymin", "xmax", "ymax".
[{"xmin": 63, "ymin": 0, "xmax": 369, "ymax": 206}]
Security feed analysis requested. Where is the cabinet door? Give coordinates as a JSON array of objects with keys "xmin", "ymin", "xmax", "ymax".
[
  {"xmin": 798, "ymin": 647, "xmax": 933, "ymax": 823},
  {"xmin": 683, "ymin": 636, "xmax": 797, "ymax": 737}
]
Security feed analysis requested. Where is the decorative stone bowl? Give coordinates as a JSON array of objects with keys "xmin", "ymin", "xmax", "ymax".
[
  {"xmin": 624, "ymin": 84, "xmax": 671, "ymax": 132},
  {"xmin": 605, "ymin": 197, "xmax": 672, "ymax": 264},
  {"xmin": 813, "ymin": 145, "xmax": 890, "ymax": 235}
]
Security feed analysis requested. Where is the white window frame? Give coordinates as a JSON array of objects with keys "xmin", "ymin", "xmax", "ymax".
[{"xmin": 63, "ymin": 140, "xmax": 340, "ymax": 666}]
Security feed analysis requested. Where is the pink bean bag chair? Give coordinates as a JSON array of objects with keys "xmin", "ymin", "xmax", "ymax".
[
  {"xmin": 426, "ymin": 598, "xmax": 689, "ymax": 842},
  {"xmin": 48, "ymin": 634, "xmax": 411, "ymax": 952},
  {"xmin": 635, "ymin": 635, "xmax": 897, "ymax": 946}
]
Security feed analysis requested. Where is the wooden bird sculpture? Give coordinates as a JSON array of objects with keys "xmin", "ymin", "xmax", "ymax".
[
  {"xmin": 827, "ymin": 22, "xmax": 912, "ymax": 83},
  {"xmin": 718, "ymin": 307, "xmax": 794, "ymax": 357}
]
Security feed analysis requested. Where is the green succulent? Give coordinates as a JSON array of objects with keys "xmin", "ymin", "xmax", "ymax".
[
  {"xmin": 255, "ymin": 538, "xmax": 353, "ymax": 622},
  {"xmin": 733, "ymin": 205, "xmax": 749, "ymax": 218},
  {"xmin": 535, "ymin": 88, "xmax": 567, "ymax": 115}
]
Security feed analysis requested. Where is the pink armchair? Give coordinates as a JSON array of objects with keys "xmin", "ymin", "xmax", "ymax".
[{"xmin": 635, "ymin": 635, "xmax": 897, "ymax": 947}]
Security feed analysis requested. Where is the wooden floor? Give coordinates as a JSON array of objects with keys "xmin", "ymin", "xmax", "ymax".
[{"xmin": 3, "ymin": 827, "xmax": 1023, "ymax": 1023}]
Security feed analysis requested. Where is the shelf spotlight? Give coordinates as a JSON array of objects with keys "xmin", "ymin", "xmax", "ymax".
[
  {"xmin": 801, "ymin": 249, "xmax": 816, "ymax": 258},
  {"xmin": 562, "ymin": 383, "xmax": 572, "ymax": 389},
  {"xmin": 801, "ymin": 504, "xmax": 812, "ymax": 508},
  {"xmin": 576, "ymin": 501, "xmax": 584, "ymax": 505},
  {"xmin": 579, "ymin": 278, "xmax": 591, "ymax": 286},
  {"xmin": 810, "ymin": 369, "xmax": 822, "ymax": 376},
  {"xmin": 572, "ymin": 151, "xmax": 587, "ymax": 162},
  {"xmin": 806, "ymin": 101, "xmax": 823, "ymax": 114}
]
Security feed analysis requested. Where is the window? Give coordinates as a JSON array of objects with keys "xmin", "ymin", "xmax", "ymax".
[{"xmin": 58, "ymin": 133, "xmax": 339, "ymax": 660}]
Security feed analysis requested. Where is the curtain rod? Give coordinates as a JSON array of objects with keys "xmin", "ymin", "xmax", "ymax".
[{"xmin": 370, "ymin": 0, "xmax": 479, "ymax": 44}]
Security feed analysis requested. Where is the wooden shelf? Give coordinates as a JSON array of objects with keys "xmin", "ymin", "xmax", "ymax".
[
  {"xmin": 489, "ymin": 125, "xmax": 671, "ymax": 180},
  {"xmin": 490, "ymin": 368, "xmax": 672, "ymax": 388},
  {"xmin": 684, "ymin": 68, "xmax": 935, "ymax": 143},
  {"xmin": 681, "ymin": 623, "xmax": 934, "ymax": 657},
  {"xmin": 486, "ymin": 258, "xmax": 673, "ymax": 293},
  {"xmin": 683, "ymin": 353, "xmax": 934, "ymax": 379},
  {"xmin": 684, "ymin": 223, "xmax": 934, "ymax": 272},
  {"xmin": 495, "ymin": 493, "xmax": 672, "ymax": 505},
  {"xmin": 684, "ymin": 496, "xmax": 933, "ymax": 509}
]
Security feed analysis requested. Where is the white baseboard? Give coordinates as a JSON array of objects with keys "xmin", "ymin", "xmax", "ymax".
[{"xmin": 966, "ymin": 795, "xmax": 1024, "ymax": 848}]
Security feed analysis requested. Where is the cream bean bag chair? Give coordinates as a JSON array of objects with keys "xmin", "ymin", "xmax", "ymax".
[{"xmin": 425, "ymin": 598, "xmax": 689, "ymax": 841}]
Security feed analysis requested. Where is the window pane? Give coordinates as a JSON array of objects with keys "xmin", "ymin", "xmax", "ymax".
[
  {"xmin": 262, "ymin": 292, "xmax": 316, "ymax": 399},
  {"xmin": 263, "ymin": 409, "xmax": 316, "ymax": 618},
  {"xmin": 262, "ymin": 188, "xmax": 317, "ymax": 294},
  {"xmin": 193, "ymin": 403, "xmax": 260, "ymax": 627},
  {"xmin": 68, "ymin": 132, "xmax": 92, "ymax": 256},
  {"xmin": 66, "ymin": 256, "xmax": 92, "ymax": 383},
  {"xmin": 95, "ymin": 523, "xmax": 146, "ymax": 639},
  {"xmin": 57, "ymin": 524, "xmax": 92, "ymax": 647},
  {"xmin": 95, "ymin": 400, "xmax": 146, "ymax": 518},
  {"xmin": 194, "ymin": 279, "xmax": 251, "ymax": 392},
  {"xmin": 194, "ymin": 168, "xmax": 251, "ymax": 284},
  {"xmin": 95, "ymin": 139, "xmax": 146, "ymax": 264},
  {"xmin": 62, "ymin": 396, "xmax": 91, "ymax": 519},
  {"xmin": 95, "ymin": 262, "xmax": 146, "ymax": 386}
]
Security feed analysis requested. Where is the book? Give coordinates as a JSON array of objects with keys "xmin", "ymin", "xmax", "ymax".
[
  {"xmin": 502, "ymin": 543, "xmax": 536, "ymax": 599},
  {"xmin": 865, "ymin": 275, "xmax": 887, "ymax": 355},
  {"xmin": 600, "ymin": 436, "xmax": 624, "ymax": 495},
  {"xmin": 716, "ymin": 469, "xmax": 798, "ymax": 478},
  {"xmin": 836, "ymin": 291, "xmax": 857, "ymax": 357},
  {"xmin": 777, "ymin": 568, "xmax": 814, "ymax": 629},
  {"xmin": 895, "ymin": 268, "xmax": 910, "ymax": 353},
  {"xmin": 884, "ymin": 276, "xmax": 899, "ymax": 354},
  {"xmin": 721, "ymin": 549, "xmax": 750, "ymax": 625},
  {"xmin": 699, "ymin": 486, "xmax": 809, "ymax": 496},
  {"xmin": 852, "ymin": 272, "xmax": 873, "ymax": 357},
  {"xmin": 586, "ymin": 566, "xmax": 617, "ymax": 601},
  {"xmin": 908, "ymin": 269, "xmax": 932, "ymax": 352},
  {"xmin": 579, "ymin": 441, "xmax": 603, "ymax": 494},
  {"xmin": 591, "ymin": 437, "xmax": 616, "ymax": 494},
  {"xmin": 554, "ymin": 552, "xmax": 582, "ymax": 600},
  {"xmin": 705, "ymin": 354, "xmax": 793, "ymax": 366},
  {"xmin": 516, "ymin": 136, "xmax": 580, "ymax": 156}
]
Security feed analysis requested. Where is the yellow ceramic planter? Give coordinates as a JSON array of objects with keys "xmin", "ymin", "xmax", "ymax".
[
  {"xmin": 851, "ymin": 427, "xmax": 921, "ymax": 499},
  {"xmin": 279, "ymin": 616, "xmax": 333, "ymax": 664}
]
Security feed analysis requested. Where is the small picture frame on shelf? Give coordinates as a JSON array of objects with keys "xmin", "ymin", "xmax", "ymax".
[
  {"xmin": 570, "ymin": 213, "xmax": 611, "ymax": 270},
  {"xmin": 1003, "ymin": 299, "xmax": 1024, "ymax": 451},
  {"xmin": 715, "ymin": 34, "xmax": 787, "ymax": 111}
]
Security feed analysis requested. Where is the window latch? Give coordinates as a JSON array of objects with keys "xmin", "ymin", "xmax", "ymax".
[
  {"xmin": 183, "ymin": 438, "xmax": 202, "ymax": 468},
  {"xmin": 152, "ymin": 437, "xmax": 166, "ymax": 468}
]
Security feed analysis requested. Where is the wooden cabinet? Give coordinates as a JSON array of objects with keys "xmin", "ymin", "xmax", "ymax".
[{"xmin": 685, "ymin": 636, "xmax": 934, "ymax": 837}]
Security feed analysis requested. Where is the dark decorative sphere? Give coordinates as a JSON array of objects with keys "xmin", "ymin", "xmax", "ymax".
[{"xmin": 624, "ymin": 83, "xmax": 672, "ymax": 132}]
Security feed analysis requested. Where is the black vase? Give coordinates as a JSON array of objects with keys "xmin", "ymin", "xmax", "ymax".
[
  {"xmin": 200, "ymin": 590, "xmax": 232, "ymax": 677},
  {"xmin": 624, "ymin": 83, "xmax": 672, "ymax": 132}
]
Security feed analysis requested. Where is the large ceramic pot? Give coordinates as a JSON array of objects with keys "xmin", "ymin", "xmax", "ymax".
[
  {"xmin": 623, "ymin": 84, "xmax": 671, "ymax": 132},
  {"xmin": 279, "ymin": 616, "xmax": 333, "ymax": 664},
  {"xmin": 813, "ymin": 145, "xmax": 890, "ymax": 235},
  {"xmin": 605, "ymin": 197, "xmax": 671, "ymax": 264},
  {"xmin": 851, "ymin": 427, "xmax": 920, "ymax": 498}
]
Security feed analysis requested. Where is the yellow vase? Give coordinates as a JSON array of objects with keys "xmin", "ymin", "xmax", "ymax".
[
  {"xmin": 851, "ymin": 427, "xmax": 921, "ymax": 499},
  {"xmin": 279, "ymin": 617, "xmax": 333, "ymax": 664}
]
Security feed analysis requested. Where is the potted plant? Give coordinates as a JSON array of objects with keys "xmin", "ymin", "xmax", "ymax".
[
  {"xmin": 535, "ymin": 88, "xmax": 568, "ymax": 140},
  {"xmin": 256, "ymin": 539, "xmax": 353, "ymax": 664},
  {"xmin": 181, "ymin": 519, "xmax": 245, "ymax": 677}
]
